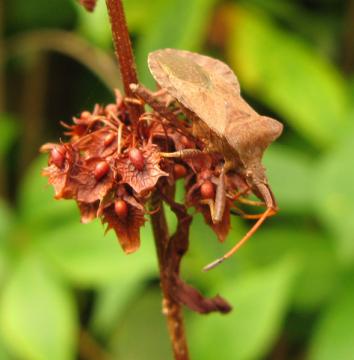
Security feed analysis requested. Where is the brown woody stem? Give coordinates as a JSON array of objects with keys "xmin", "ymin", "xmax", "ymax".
[
  {"xmin": 150, "ymin": 192, "xmax": 190, "ymax": 360},
  {"xmin": 105, "ymin": 1, "xmax": 189, "ymax": 356},
  {"xmin": 105, "ymin": 0, "xmax": 144, "ymax": 124}
]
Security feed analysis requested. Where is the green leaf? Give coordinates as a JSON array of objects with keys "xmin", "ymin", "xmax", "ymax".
[
  {"xmin": 189, "ymin": 258, "xmax": 297, "ymax": 360},
  {"xmin": 18, "ymin": 156, "xmax": 79, "ymax": 232},
  {"xmin": 228, "ymin": 7, "xmax": 349, "ymax": 147},
  {"xmin": 136, "ymin": 0, "xmax": 218, "ymax": 86},
  {"xmin": 239, "ymin": 226, "xmax": 338, "ymax": 310},
  {"xmin": 38, "ymin": 220, "xmax": 156, "ymax": 286},
  {"xmin": 0, "ymin": 200, "xmax": 13, "ymax": 286},
  {"xmin": 309, "ymin": 284, "xmax": 354, "ymax": 360},
  {"xmin": 0, "ymin": 114, "xmax": 19, "ymax": 157},
  {"xmin": 7, "ymin": 0, "xmax": 76, "ymax": 31},
  {"xmin": 314, "ymin": 131, "xmax": 354, "ymax": 262},
  {"xmin": 0, "ymin": 335, "xmax": 12, "ymax": 360},
  {"xmin": 109, "ymin": 287, "xmax": 173, "ymax": 360},
  {"xmin": 264, "ymin": 145, "xmax": 314, "ymax": 213},
  {"xmin": 90, "ymin": 276, "xmax": 147, "ymax": 337},
  {"xmin": 74, "ymin": 0, "xmax": 111, "ymax": 49},
  {"xmin": 0, "ymin": 199, "xmax": 14, "ymax": 243},
  {"xmin": 0, "ymin": 254, "xmax": 77, "ymax": 360}
]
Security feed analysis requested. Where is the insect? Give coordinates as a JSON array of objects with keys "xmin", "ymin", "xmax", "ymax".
[{"xmin": 130, "ymin": 48, "xmax": 283, "ymax": 270}]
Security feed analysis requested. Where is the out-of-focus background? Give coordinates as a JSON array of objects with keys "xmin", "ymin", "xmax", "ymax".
[{"xmin": 1, "ymin": 0, "xmax": 353, "ymax": 359}]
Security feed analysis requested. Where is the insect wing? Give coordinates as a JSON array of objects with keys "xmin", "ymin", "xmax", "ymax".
[{"xmin": 148, "ymin": 49, "xmax": 239, "ymax": 136}]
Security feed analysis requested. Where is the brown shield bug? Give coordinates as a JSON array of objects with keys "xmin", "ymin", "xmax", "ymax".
[{"xmin": 130, "ymin": 49, "xmax": 283, "ymax": 270}]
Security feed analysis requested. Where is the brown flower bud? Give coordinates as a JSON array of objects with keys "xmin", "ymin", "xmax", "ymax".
[
  {"xmin": 50, "ymin": 146, "xmax": 66, "ymax": 168},
  {"xmin": 129, "ymin": 148, "xmax": 145, "ymax": 171},
  {"xmin": 114, "ymin": 199, "xmax": 128, "ymax": 219},
  {"xmin": 200, "ymin": 181, "xmax": 215, "ymax": 199},
  {"xmin": 173, "ymin": 164, "xmax": 187, "ymax": 179},
  {"xmin": 94, "ymin": 161, "xmax": 110, "ymax": 180}
]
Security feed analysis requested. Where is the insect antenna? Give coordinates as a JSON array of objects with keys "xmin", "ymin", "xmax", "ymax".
[{"xmin": 203, "ymin": 206, "xmax": 274, "ymax": 271}]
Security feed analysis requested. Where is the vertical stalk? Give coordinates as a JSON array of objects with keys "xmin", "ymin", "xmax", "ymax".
[
  {"xmin": 0, "ymin": 0, "xmax": 6, "ymax": 196},
  {"xmin": 150, "ymin": 194, "xmax": 190, "ymax": 360},
  {"xmin": 104, "ymin": 1, "xmax": 189, "ymax": 358},
  {"xmin": 105, "ymin": 0, "xmax": 144, "ymax": 124}
]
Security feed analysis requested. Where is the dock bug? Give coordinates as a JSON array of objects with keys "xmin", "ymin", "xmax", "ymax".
[{"xmin": 130, "ymin": 48, "xmax": 283, "ymax": 270}]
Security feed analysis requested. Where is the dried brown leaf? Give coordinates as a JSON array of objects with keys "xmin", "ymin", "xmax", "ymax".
[
  {"xmin": 116, "ymin": 144, "xmax": 168, "ymax": 194},
  {"xmin": 174, "ymin": 278, "xmax": 231, "ymax": 314},
  {"xmin": 102, "ymin": 199, "xmax": 146, "ymax": 254}
]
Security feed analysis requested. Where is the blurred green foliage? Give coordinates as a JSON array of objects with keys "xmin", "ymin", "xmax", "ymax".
[{"xmin": 1, "ymin": 0, "xmax": 353, "ymax": 359}]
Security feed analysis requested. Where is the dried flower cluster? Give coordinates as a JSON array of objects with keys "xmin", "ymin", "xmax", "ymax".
[{"xmin": 41, "ymin": 90, "xmax": 252, "ymax": 256}]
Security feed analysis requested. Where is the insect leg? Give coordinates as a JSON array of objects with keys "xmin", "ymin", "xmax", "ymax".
[
  {"xmin": 130, "ymin": 83, "xmax": 196, "ymax": 142},
  {"xmin": 160, "ymin": 149, "xmax": 203, "ymax": 158},
  {"xmin": 200, "ymin": 167, "xmax": 226, "ymax": 224},
  {"xmin": 203, "ymin": 207, "xmax": 275, "ymax": 271},
  {"xmin": 203, "ymin": 183, "xmax": 277, "ymax": 271},
  {"xmin": 237, "ymin": 197, "xmax": 265, "ymax": 207}
]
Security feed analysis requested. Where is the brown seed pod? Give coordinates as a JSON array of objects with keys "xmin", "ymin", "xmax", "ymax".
[
  {"xmin": 114, "ymin": 199, "xmax": 128, "ymax": 219},
  {"xmin": 94, "ymin": 161, "xmax": 110, "ymax": 180},
  {"xmin": 201, "ymin": 181, "xmax": 215, "ymax": 200},
  {"xmin": 105, "ymin": 104, "xmax": 117, "ymax": 114},
  {"xmin": 173, "ymin": 164, "xmax": 187, "ymax": 179},
  {"xmin": 104, "ymin": 132, "xmax": 116, "ymax": 146},
  {"xmin": 50, "ymin": 146, "xmax": 66, "ymax": 168},
  {"xmin": 80, "ymin": 111, "xmax": 91, "ymax": 120},
  {"xmin": 129, "ymin": 148, "xmax": 145, "ymax": 171}
]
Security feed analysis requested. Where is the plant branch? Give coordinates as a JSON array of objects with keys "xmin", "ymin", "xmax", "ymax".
[
  {"xmin": 150, "ymin": 191, "xmax": 190, "ymax": 360},
  {"xmin": 5, "ymin": 30, "xmax": 121, "ymax": 90},
  {"xmin": 105, "ymin": 0, "xmax": 144, "ymax": 124}
]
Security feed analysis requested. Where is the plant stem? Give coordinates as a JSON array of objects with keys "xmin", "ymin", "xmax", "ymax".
[
  {"xmin": 0, "ymin": 0, "xmax": 6, "ymax": 197},
  {"xmin": 150, "ymin": 193, "xmax": 190, "ymax": 360},
  {"xmin": 105, "ymin": 0, "xmax": 144, "ymax": 124},
  {"xmin": 104, "ymin": 1, "xmax": 189, "ymax": 357}
]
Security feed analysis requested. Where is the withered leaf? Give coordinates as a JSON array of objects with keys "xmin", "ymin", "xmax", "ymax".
[
  {"xmin": 78, "ymin": 201, "xmax": 99, "ymax": 223},
  {"xmin": 174, "ymin": 278, "xmax": 231, "ymax": 314},
  {"xmin": 186, "ymin": 170, "xmax": 231, "ymax": 242},
  {"xmin": 201, "ymin": 200, "xmax": 231, "ymax": 242},
  {"xmin": 41, "ymin": 144, "xmax": 78, "ymax": 199},
  {"xmin": 75, "ymin": 157, "xmax": 115, "ymax": 203},
  {"xmin": 102, "ymin": 199, "xmax": 146, "ymax": 254},
  {"xmin": 116, "ymin": 144, "xmax": 168, "ymax": 194},
  {"xmin": 75, "ymin": 128, "xmax": 118, "ymax": 159}
]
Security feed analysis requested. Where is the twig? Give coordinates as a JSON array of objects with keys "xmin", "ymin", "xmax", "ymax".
[
  {"xmin": 18, "ymin": 54, "xmax": 48, "ymax": 177},
  {"xmin": 105, "ymin": 0, "xmax": 144, "ymax": 124},
  {"xmin": 150, "ymin": 191, "xmax": 190, "ymax": 360},
  {"xmin": 5, "ymin": 30, "xmax": 121, "ymax": 90}
]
